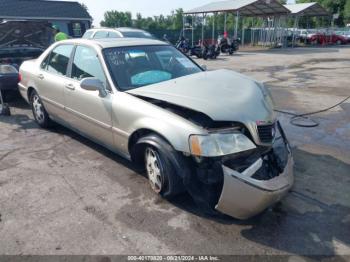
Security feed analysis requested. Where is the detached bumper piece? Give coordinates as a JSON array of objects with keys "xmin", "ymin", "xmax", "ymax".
[{"xmin": 215, "ymin": 128, "xmax": 294, "ymax": 219}]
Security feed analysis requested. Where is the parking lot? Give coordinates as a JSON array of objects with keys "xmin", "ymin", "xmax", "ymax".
[{"xmin": 0, "ymin": 46, "xmax": 349, "ymax": 257}]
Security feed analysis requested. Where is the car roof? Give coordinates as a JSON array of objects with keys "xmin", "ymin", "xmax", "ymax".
[
  {"xmin": 115, "ymin": 27, "xmax": 148, "ymax": 33},
  {"xmin": 59, "ymin": 38, "xmax": 167, "ymax": 49},
  {"xmin": 87, "ymin": 27, "xmax": 149, "ymax": 33}
]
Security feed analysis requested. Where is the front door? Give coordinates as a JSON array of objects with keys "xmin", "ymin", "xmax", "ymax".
[{"xmin": 64, "ymin": 45, "xmax": 113, "ymax": 148}]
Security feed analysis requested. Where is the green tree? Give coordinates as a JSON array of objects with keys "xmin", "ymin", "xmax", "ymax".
[
  {"xmin": 99, "ymin": 8, "xmax": 185, "ymax": 41},
  {"xmin": 80, "ymin": 2, "xmax": 88, "ymax": 12},
  {"xmin": 100, "ymin": 11, "xmax": 132, "ymax": 27},
  {"xmin": 134, "ymin": 13, "xmax": 144, "ymax": 28},
  {"xmin": 344, "ymin": 0, "xmax": 350, "ymax": 23},
  {"xmin": 173, "ymin": 9, "xmax": 184, "ymax": 30}
]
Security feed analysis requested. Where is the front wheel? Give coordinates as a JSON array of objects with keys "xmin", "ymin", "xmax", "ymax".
[
  {"xmin": 30, "ymin": 90, "xmax": 51, "ymax": 128},
  {"xmin": 143, "ymin": 144, "xmax": 184, "ymax": 198},
  {"xmin": 145, "ymin": 147, "xmax": 165, "ymax": 194},
  {"xmin": 135, "ymin": 134, "xmax": 186, "ymax": 198}
]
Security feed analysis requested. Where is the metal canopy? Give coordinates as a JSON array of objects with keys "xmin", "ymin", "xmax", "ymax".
[
  {"xmin": 184, "ymin": 0, "xmax": 291, "ymax": 16},
  {"xmin": 283, "ymin": 3, "xmax": 330, "ymax": 17}
]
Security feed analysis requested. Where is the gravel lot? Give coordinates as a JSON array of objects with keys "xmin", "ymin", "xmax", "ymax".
[{"xmin": 0, "ymin": 46, "xmax": 349, "ymax": 257}]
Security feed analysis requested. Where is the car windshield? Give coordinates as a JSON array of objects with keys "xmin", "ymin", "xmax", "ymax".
[
  {"xmin": 103, "ymin": 45, "xmax": 202, "ymax": 91},
  {"xmin": 121, "ymin": 31, "xmax": 154, "ymax": 39}
]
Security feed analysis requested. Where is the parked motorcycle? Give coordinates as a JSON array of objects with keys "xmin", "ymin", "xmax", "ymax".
[
  {"xmin": 189, "ymin": 45, "xmax": 203, "ymax": 58},
  {"xmin": 202, "ymin": 43, "xmax": 220, "ymax": 60},
  {"xmin": 176, "ymin": 37, "xmax": 220, "ymax": 60},
  {"xmin": 176, "ymin": 38, "xmax": 204, "ymax": 59},
  {"xmin": 176, "ymin": 37, "xmax": 191, "ymax": 55},
  {"xmin": 217, "ymin": 35, "xmax": 240, "ymax": 55}
]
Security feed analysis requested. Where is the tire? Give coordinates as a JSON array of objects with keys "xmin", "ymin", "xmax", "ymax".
[
  {"xmin": 336, "ymin": 40, "xmax": 342, "ymax": 45},
  {"xmin": 203, "ymin": 54, "xmax": 208, "ymax": 60},
  {"xmin": 136, "ymin": 134, "xmax": 186, "ymax": 198},
  {"xmin": 196, "ymin": 53, "xmax": 203, "ymax": 59},
  {"xmin": 30, "ymin": 90, "xmax": 51, "ymax": 128}
]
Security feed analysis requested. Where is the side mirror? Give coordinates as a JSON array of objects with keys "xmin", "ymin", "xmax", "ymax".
[
  {"xmin": 201, "ymin": 65, "xmax": 207, "ymax": 71},
  {"xmin": 80, "ymin": 77, "xmax": 107, "ymax": 97}
]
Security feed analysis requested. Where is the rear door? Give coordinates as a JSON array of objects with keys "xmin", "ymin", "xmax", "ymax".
[
  {"xmin": 36, "ymin": 44, "xmax": 74, "ymax": 118},
  {"xmin": 64, "ymin": 45, "xmax": 113, "ymax": 147}
]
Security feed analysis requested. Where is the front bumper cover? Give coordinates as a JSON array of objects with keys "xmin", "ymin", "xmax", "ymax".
[
  {"xmin": 214, "ymin": 121, "xmax": 294, "ymax": 219},
  {"xmin": 184, "ymin": 122, "xmax": 294, "ymax": 220},
  {"xmin": 215, "ymin": 154, "xmax": 294, "ymax": 219}
]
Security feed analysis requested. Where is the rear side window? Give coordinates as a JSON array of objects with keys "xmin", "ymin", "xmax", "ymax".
[
  {"xmin": 94, "ymin": 31, "xmax": 109, "ymax": 39},
  {"xmin": 122, "ymin": 31, "xmax": 154, "ymax": 39},
  {"xmin": 46, "ymin": 45, "xmax": 74, "ymax": 76},
  {"xmin": 71, "ymin": 46, "xmax": 106, "ymax": 86},
  {"xmin": 108, "ymin": 31, "xmax": 121, "ymax": 38},
  {"xmin": 82, "ymin": 31, "xmax": 94, "ymax": 39}
]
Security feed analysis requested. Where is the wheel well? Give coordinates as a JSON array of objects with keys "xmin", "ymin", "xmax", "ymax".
[
  {"xmin": 27, "ymin": 87, "xmax": 35, "ymax": 101},
  {"xmin": 128, "ymin": 129, "xmax": 172, "ymax": 166}
]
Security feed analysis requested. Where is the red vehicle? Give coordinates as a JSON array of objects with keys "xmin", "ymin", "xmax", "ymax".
[{"xmin": 308, "ymin": 33, "xmax": 347, "ymax": 45}]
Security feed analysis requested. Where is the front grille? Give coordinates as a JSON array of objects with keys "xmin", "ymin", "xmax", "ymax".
[{"xmin": 257, "ymin": 123, "xmax": 275, "ymax": 144}]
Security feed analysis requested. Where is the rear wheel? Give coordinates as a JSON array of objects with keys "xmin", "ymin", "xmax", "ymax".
[{"xmin": 30, "ymin": 90, "xmax": 51, "ymax": 128}]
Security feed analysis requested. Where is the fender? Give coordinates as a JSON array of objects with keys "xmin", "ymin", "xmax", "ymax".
[{"xmin": 135, "ymin": 133, "xmax": 191, "ymax": 180}]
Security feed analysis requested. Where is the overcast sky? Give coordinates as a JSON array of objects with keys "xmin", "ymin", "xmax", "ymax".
[{"xmin": 75, "ymin": 0, "xmax": 296, "ymax": 26}]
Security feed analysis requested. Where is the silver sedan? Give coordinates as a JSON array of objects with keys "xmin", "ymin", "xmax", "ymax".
[{"xmin": 18, "ymin": 38, "xmax": 293, "ymax": 219}]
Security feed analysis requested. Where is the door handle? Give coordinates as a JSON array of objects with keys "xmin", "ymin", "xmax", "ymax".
[
  {"xmin": 37, "ymin": 74, "xmax": 44, "ymax": 80},
  {"xmin": 65, "ymin": 83, "xmax": 75, "ymax": 91}
]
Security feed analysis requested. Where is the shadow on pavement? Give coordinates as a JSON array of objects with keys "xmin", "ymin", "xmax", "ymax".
[{"xmin": 240, "ymin": 149, "xmax": 350, "ymax": 257}]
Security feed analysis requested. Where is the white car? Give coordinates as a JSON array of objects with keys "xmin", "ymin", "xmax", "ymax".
[{"xmin": 83, "ymin": 27, "xmax": 155, "ymax": 40}]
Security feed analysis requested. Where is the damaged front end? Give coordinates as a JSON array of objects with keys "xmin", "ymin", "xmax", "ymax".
[
  {"xmin": 131, "ymin": 93, "xmax": 293, "ymax": 219},
  {"xmin": 184, "ymin": 121, "xmax": 294, "ymax": 220}
]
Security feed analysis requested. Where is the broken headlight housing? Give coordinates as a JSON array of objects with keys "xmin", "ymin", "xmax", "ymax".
[{"xmin": 189, "ymin": 132, "xmax": 256, "ymax": 157}]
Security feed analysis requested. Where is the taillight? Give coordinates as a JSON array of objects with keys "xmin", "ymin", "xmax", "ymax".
[{"xmin": 18, "ymin": 73, "xmax": 22, "ymax": 83}]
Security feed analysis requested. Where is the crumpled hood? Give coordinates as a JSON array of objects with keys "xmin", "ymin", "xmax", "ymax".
[{"xmin": 127, "ymin": 69, "xmax": 275, "ymax": 123}]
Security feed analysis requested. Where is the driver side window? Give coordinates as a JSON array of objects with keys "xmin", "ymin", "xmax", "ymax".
[{"xmin": 71, "ymin": 46, "xmax": 107, "ymax": 88}]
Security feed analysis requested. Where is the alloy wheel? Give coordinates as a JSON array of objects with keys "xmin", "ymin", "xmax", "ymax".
[
  {"xmin": 145, "ymin": 147, "xmax": 163, "ymax": 194},
  {"xmin": 32, "ymin": 94, "xmax": 45, "ymax": 124}
]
